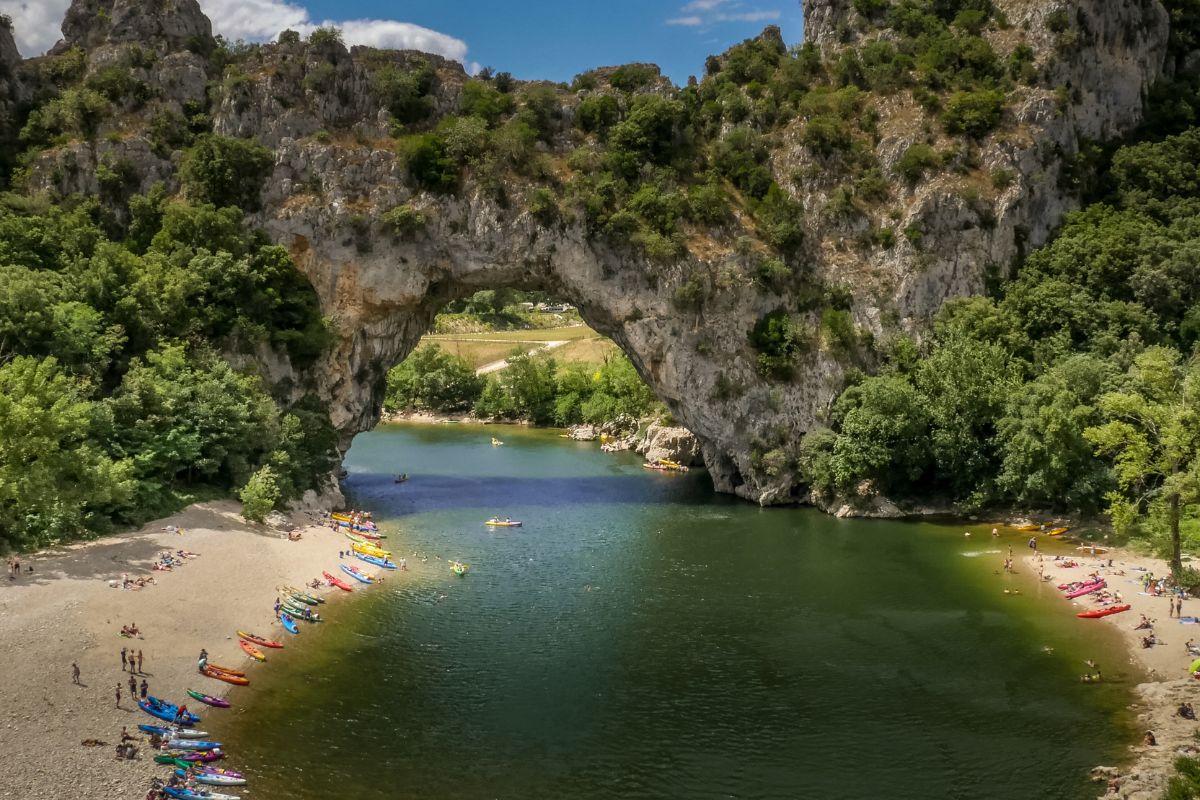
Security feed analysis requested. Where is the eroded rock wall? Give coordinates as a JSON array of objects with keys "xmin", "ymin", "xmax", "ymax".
[{"xmin": 7, "ymin": 0, "xmax": 1175, "ymax": 504}]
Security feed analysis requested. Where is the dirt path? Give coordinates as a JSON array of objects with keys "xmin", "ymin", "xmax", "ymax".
[{"xmin": 475, "ymin": 340, "xmax": 569, "ymax": 375}]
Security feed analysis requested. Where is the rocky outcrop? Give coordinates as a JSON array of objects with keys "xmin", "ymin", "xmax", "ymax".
[
  {"xmin": 637, "ymin": 424, "xmax": 702, "ymax": 467},
  {"xmin": 9, "ymin": 0, "xmax": 1179, "ymax": 506}
]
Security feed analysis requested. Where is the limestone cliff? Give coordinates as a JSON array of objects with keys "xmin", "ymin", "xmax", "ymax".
[{"xmin": 3, "ymin": 0, "xmax": 1179, "ymax": 505}]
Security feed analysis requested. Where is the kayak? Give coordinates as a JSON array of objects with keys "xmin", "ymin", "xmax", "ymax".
[
  {"xmin": 485, "ymin": 519, "xmax": 522, "ymax": 527},
  {"xmin": 1077, "ymin": 604, "xmax": 1131, "ymax": 618},
  {"xmin": 1013, "ymin": 523, "xmax": 1041, "ymax": 532},
  {"xmin": 174, "ymin": 762, "xmax": 245, "ymax": 780},
  {"xmin": 333, "ymin": 519, "xmax": 383, "ymax": 534},
  {"xmin": 331, "ymin": 513, "xmax": 376, "ymax": 529},
  {"xmin": 239, "ymin": 640, "xmax": 266, "ymax": 661},
  {"xmin": 344, "ymin": 532, "xmax": 367, "ymax": 544},
  {"xmin": 352, "ymin": 541, "xmax": 391, "ymax": 558},
  {"xmin": 139, "ymin": 724, "xmax": 209, "ymax": 739},
  {"xmin": 1057, "ymin": 578, "xmax": 1102, "ymax": 591},
  {"xmin": 175, "ymin": 768, "xmax": 247, "ymax": 787},
  {"xmin": 1065, "ymin": 580, "xmax": 1106, "ymax": 599},
  {"xmin": 1048, "ymin": 527, "xmax": 1070, "ymax": 536},
  {"xmin": 281, "ymin": 586, "xmax": 322, "ymax": 605},
  {"xmin": 200, "ymin": 665, "xmax": 249, "ymax": 686},
  {"xmin": 282, "ymin": 603, "xmax": 323, "ymax": 622},
  {"xmin": 279, "ymin": 612, "xmax": 300, "ymax": 634},
  {"xmin": 340, "ymin": 563, "xmax": 374, "ymax": 584},
  {"xmin": 167, "ymin": 738, "xmax": 222, "ymax": 750},
  {"xmin": 205, "ymin": 663, "xmax": 245, "ymax": 677},
  {"xmin": 236, "ymin": 631, "xmax": 284, "ymax": 649},
  {"xmin": 323, "ymin": 570, "xmax": 354, "ymax": 591},
  {"xmin": 1076, "ymin": 545, "xmax": 1110, "ymax": 554},
  {"xmin": 140, "ymin": 697, "xmax": 200, "ymax": 725},
  {"xmin": 159, "ymin": 749, "xmax": 224, "ymax": 763},
  {"xmin": 186, "ymin": 689, "xmax": 231, "ymax": 708},
  {"xmin": 163, "ymin": 786, "xmax": 240, "ymax": 800},
  {"xmin": 449, "ymin": 560, "xmax": 470, "ymax": 576},
  {"xmin": 355, "ymin": 552, "xmax": 397, "ymax": 570}
]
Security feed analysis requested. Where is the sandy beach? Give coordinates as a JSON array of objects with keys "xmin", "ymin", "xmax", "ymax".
[
  {"xmin": 1026, "ymin": 546, "xmax": 1200, "ymax": 799},
  {"xmin": 0, "ymin": 501, "xmax": 355, "ymax": 800}
]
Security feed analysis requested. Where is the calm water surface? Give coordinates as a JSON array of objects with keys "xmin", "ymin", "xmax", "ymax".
[{"xmin": 220, "ymin": 423, "xmax": 1138, "ymax": 799}]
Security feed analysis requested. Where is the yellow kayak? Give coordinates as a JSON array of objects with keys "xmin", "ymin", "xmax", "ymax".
[
  {"xmin": 1047, "ymin": 527, "xmax": 1070, "ymax": 536},
  {"xmin": 485, "ymin": 519, "xmax": 522, "ymax": 527},
  {"xmin": 1013, "ymin": 523, "xmax": 1040, "ymax": 532},
  {"xmin": 352, "ymin": 542, "xmax": 390, "ymax": 558}
]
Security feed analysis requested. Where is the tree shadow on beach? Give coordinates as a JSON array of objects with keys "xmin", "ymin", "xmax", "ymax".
[{"xmin": 0, "ymin": 504, "xmax": 253, "ymax": 587}]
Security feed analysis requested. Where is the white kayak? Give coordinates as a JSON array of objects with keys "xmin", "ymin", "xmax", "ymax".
[{"xmin": 193, "ymin": 773, "xmax": 247, "ymax": 787}]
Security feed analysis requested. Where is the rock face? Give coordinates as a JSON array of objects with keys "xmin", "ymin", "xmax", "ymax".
[
  {"xmin": 638, "ymin": 424, "xmax": 702, "ymax": 467},
  {"xmin": 8, "ymin": 0, "xmax": 1176, "ymax": 505}
]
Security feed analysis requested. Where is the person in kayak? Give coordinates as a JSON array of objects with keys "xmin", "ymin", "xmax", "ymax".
[{"xmin": 174, "ymin": 704, "xmax": 190, "ymax": 724}]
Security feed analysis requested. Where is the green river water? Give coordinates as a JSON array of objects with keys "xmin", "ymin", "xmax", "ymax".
[{"xmin": 219, "ymin": 423, "xmax": 1139, "ymax": 800}]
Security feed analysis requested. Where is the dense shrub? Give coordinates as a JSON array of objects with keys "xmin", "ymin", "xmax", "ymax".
[{"xmin": 179, "ymin": 134, "xmax": 274, "ymax": 211}]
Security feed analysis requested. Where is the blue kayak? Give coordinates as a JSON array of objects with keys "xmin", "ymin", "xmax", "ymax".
[
  {"xmin": 355, "ymin": 551, "xmax": 397, "ymax": 570},
  {"xmin": 167, "ymin": 738, "xmax": 222, "ymax": 750},
  {"xmin": 340, "ymin": 563, "xmax": 373, "ymax": 583},
  {"xmin": 138, "ymin": 723, "xmax": 209, "ymax": 738},
  {"xmin": 140, "ymin": 697, "xmax": 200, "ymax": 725},
  {"xmin": 279, "ymin": 612, "xmax": 299, "ymax": 635},
  {"xmin": 163, "ymin": 787, "xmax": 241, "ymax": 800}
]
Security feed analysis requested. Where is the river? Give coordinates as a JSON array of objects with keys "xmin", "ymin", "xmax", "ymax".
[{"xmin": 219, "ymin": 422, "xmax": 1138, "ymax": 799}]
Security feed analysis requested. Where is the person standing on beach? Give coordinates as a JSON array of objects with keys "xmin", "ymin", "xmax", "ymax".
[
  {"xmin": 140, "ymin": 679, "xmax": 148, "ymax": 699},
  {"xmin": 137, "ymin": 650, "xmax": 143, "ymax": 674},
  {"xmin": 128, "ymin": 652, "xmax": 136, "ymax": 673},
  {"xmin": 115, "ymin": 684, "xmax": 122, "ymax": 708},
  {"xmin": 128, "ymin": 674, "xmax": 137, "ymax": 699},
  {"xmin": 71, "ymin": 662, "xmax": 81, "ymax": 685},
  {"xmin": 120, "ymin": 647, "xmax": 127, "ymax": 671}
]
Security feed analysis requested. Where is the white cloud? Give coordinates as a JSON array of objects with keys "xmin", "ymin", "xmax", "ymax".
[
  {"xmin": 0, "ymin": 0, "xmax": 70, "ymax": 57},
  {"xmin": 665, "ymin": 0, "xmax": 780, "ymax": 29},
  {"xmin": 0, "ymin": 0, "xmax": 472, "ymax": 67}
]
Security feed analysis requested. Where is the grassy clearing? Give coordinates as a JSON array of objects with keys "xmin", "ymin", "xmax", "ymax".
[{"xmin": 417, "ymin": 325, "xmax": 615, "ymax": 370}]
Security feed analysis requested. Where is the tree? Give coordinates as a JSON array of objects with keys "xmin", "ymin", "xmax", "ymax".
[
  {"xmin": 384, "ymin": 345, "xmax": 483, "ymax": 413},
  {"xmin": 179, "ymin": 134, "xmax": 275, "ymax": 211},
  {"xmin": 0, "ymin": 357, "xmax": 134, "ymax": 548},
  {"xmin": 1085, "ymin": 347, "xmax": 1200, "ymax": 576},
  {"xmin": 239, "ymin": 466, "xmax": 280, "ymax": 523}
]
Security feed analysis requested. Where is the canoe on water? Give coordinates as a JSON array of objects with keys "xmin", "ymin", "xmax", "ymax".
[
  {"xmin": 200, "ymin": 665, "xmax": 249, "ymax": 686},
  {"xmin": 166, "ymin": 738, "xmax": 222, "ymax": 750},
  {"xmin": 186, "ymin": 689, "xmax": 231, "ymax": 708},
  {"xmin": 449, "ymin": 560, "xmax": 470, "ymax": 576},
  {"xmin": 1077, "ymin": 604, "xmax": 1131, "ymax": 618},
  {"xmin": 279, "ymin": 612, "xmax": 300, "ymax": 634},
  {"xmin": 355, "ymin": 552, "xmax": 397, "ymax": 570},
  {"xmin": 139, "ymin": 724, "xmax": 209, "ymax": 739},
  {"xmin": 140, "ymin": 697, "xmax": 200, "ymax": 725},
  {"xmin": 323, "ymin": 570, "xmax": 354, "ymax": 591},
  {"xmin": 484, "ymin": 519, "xmax": 522, "ymax": 527},
  {"xmin": 340, "ymin": 563, "xmax": 374, "ymax": 583},
  {"xmin": 175, "ymin": 768, "xmax": 247, "ymax": 787},
  {"xmin": 239, "ymin": 640, "xmax": 266, "ymax": 661},
  {"xmin": 163, "ymin": 786, "xmax": 241, "ymax": 800},
  {"xmin": 236, "ymin": 631, "xmax": 283, "ymax": 649}
]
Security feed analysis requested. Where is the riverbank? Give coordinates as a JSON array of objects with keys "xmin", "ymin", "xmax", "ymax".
[
  {"xmin": 1026, "ymin": 548, "xmax": 1200, "ymax": 798},
  {"xmin": 0, "ymin": 500, "xmax": 350, "ymax": 800}
]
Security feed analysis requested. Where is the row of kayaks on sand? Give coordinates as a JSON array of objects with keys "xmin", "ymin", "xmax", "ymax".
[{"xmin": 1059, "ymin": 575, "xmax": 1131, "ymax": 619}]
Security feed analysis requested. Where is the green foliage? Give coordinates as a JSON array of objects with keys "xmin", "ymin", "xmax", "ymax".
[
  {"xmin": 750, "ymin": 309, "xmax": 811, "ymax": 379},
  {"xmin": 461, "ymin": 80, "xmax": 514, "ymax": 124},
  {"xmin": 381, "ymin": 204, "xmax": 427, "ymax": 238},
  {"xmin": 397, "ymin": 133, "xmax": 459, "ymax": 192},
  {"xmin": 372, "ymin": 60, "xmax": 436, "ymax": 125},
  {"xmin": 179, "ymin": 134, "xmax": 274, "ymax": 211},
  {"xmin": 20, "ymin": 89, "xmax": 111, "ymax": 145},
  {"xmin": 308, "ymin": 27, "xmax": 344, "ymax": 48},
  {"xmin": 712, "ymin": 127, "xmax": 772, "ymax": 198},
  {"xmin": 384, "ymin": 345, "xmax": 483, "ymax": 413},
  {"xmin": 606, "ymin": 95, "xmax": 685, "ymax": 178},
  {"xmin": 609, "ymin": 65, "xmax": 659, "ymax": 92},
  {"xmin": 896, "ymin": 143, "xmax": 941, "ymax": 183},
  {"xmin": 239, "ymin": 465, "xmax": 280, "ymax": 523},
  {"xmin": 576, "ymin": 94, "xmax": 620, "ymax": 135},
  {"xmin": 941, "ymin": 89, "xmax": 1005, "ymax": 138},
  {"xmin": 0, "ymin": 357, "xmax": 134, "ymax": 549}
]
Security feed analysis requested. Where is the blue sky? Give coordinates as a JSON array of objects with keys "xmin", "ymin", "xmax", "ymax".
[
  {"xmin": 3, "ymin": 0, "xmax": 804, "ymax": 83},
  {"xmin": 300, "ymin": 0, "xmax": 805, "ymax": 82}
]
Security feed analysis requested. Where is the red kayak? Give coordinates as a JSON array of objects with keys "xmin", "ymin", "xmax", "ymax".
[
  {"xmin": 1077, "ymin": 604, "xmax": 1131, "ymax": 619},
  {"xmin": 323, "ymin": 570, "xmax": 354, "ymax": 592},
  {"xmin": 1065, "ymin": 580, "xmax": 1106, "ymax": 599},
  {"xmin": 236, "ymin": 630, "xmax": 283, "ymax": 649},
  {"xmin": 1058, "ymin": 577, "xmax": 1102, "ymax": 591}
]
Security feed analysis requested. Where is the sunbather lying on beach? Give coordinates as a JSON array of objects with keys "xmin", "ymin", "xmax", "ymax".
[
  {"xmin": 1135, "ymin": 615, "xmax": 1153, "ymax": 630},
  {"xmin": 1140, "ymin": 634, "xmax": 1157, "ymax": 649}
]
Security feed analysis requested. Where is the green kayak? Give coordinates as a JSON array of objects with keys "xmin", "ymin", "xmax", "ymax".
[{"xmin": 281, "ymin": 603, "xmax": 322, "ymax": 621}]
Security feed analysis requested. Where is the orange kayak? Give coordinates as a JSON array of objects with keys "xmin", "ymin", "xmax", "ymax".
[
  {"xmin": 201, "ymin": 665, "xmax": 249, "ymax": 686},
  {"xmin": 239, "ymin": 640, "xmax": 266, "ymax": 661}
]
